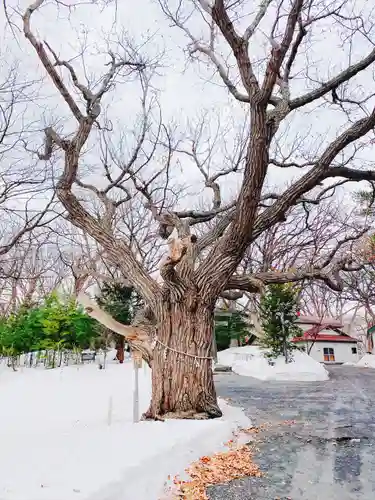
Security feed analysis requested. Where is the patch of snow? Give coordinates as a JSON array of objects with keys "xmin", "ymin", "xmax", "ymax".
[
  {"xmin": 0, "ymin": 354, "xmax": 250, "ymax": 500},
  {"xmin": 91, "ymin": 400, "xmax": 250, "ymax": 500},
  {"xmin": 356, "ymin": 354, "xmax": 375, "ymax": 368},
  {"xmin": 218, "ymin": 346, "xmax": 329, "ymax": 382},
  {"xmin": 217, "ymin": 345, "xmax": 260, "ymax": 367}
]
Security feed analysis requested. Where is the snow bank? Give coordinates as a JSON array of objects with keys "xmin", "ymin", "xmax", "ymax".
[
  {"xmin": 0, "ymin": 354, "xmax": 250, "ymax": 500},
  {"xmin": 356, "ymin": 354, "xmax": 375, "ymax": 368},
  {"xmin": 218, "ymin": 346, "xmax": 329, "ymax": 382}
]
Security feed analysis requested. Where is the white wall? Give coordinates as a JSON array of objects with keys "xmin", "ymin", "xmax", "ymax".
[{"xmin": 303, "ymin": 341, "xmax": 359, "ymax": 364}]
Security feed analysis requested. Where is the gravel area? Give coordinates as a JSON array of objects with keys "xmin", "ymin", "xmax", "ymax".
[{"xmin": 209, "ymin": 365, "xmax": 375, "ymax": 500}]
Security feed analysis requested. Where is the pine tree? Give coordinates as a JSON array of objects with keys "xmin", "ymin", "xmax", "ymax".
[
  {"xmin": 214, "ymin": 310, "xmax": 250, "ymax": 351},
  {"xmin": 354, "ymin": 190, "xmax": 375, "ymax": 216},
  {"xmin": 96, "ymin": 283, "xmax": 143, "ymax": 363},
  {"xmin": 260, "ymin": 283, "xmax": 302, "ymax": 363}
]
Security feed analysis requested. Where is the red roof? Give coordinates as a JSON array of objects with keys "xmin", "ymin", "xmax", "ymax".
[
  {"xmin": 292, "ymin": 333, "xmax": 357, "ymax": 343},
  {"xmin": 291, "ymin": 322, "xmax": 358, "ymax": 343}
]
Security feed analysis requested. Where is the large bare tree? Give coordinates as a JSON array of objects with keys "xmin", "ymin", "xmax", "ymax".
[
  {"xmin": 0, "ymin": 51, "xmax": 57, "ymax": 262},
  {"xmin": 19, "ymin": 0, "xmax": 375, "ymax": 419}
]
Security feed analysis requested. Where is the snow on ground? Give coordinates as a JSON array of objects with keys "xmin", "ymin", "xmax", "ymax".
[
  {"xmin": 0, "ymin": 352, "xmax": 250, "ymax": 500},
  {"xmin": 356, "ymin": 354, "xmax": 375, "ymax": 368},
  {"xmin": 217, "ymin": 346, "xmax": 329, "ymax": 382}
]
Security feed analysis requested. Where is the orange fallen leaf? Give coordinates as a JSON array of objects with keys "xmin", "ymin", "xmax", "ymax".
[
  {"xmin": 241, "ymin": 423, "xmax": 271, "ymax": 435},
  {"xmin": 283, "ymin": 420, "xmax": 297, "ymax": 425},
  {"xmin": 170, "ymin": 444, "xmax": 262, "ymax": 499}
]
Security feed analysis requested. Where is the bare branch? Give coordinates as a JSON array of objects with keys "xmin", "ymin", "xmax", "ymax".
[
  {"xmin": 211, "ymin": 0, "xmax": 259, "ymax": 97},
  {"xmin": 261, "ymin": 0, "xmax": 304, "ymax": 102},
  {"xmin": 77, "ymin": 292, "xmax": 154, "ymax": 364},
  {"xmin": 243, "ymin": 0, "xmax": 273, "ymax": 41},
  {"xmin": 23, "ymin": 1, "xmax": 84, "ymax": 121},
  {"xmin": 290, "ymin": 48, "xmax": 375, "ymax": 111},
  {"xmin": 23, "ymin": 0, "xmax": 161, "ymax": 308},
  {"xmin": 254, "ymin": 108, "xmax": 375, "ymax": 239}
]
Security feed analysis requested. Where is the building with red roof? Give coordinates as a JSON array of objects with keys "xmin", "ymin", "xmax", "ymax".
[{"xmin": 292, "ymin": 315, "xmax": 359, "ymax": 364}]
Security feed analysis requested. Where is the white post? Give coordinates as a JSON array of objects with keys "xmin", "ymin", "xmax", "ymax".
[
  {"xmin": 107, "ymin": 395, "xmax": 113, "ymax": 426},
  {"xmin": 133, "ymin": 360, "xmax": 139, "ymax": 423},
  {"xmin": 132, "ymin": 350, "xmax": 142, "ymax": 422},
  {"xmin": 211, "ymin": 333, "xmax": 218, "ymax": 363}
]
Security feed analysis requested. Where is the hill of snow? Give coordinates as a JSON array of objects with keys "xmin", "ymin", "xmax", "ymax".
[
  {"xmin": 218, "ymin": 346, "xmax": 329, "ymax": 382},
  {"xmin": 356, "ymin": 354, "xmax": 375, "ymax": 368}
]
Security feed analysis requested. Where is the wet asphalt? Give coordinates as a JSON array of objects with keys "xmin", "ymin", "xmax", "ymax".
[{"xmin": 209, "ymin": 365, "xmax": 375, "ymax": 500}]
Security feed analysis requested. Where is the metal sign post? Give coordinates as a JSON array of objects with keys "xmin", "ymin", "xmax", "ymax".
[{"xmin": 132, "ymin": 350, "xmax": 142, "ymax": 423}]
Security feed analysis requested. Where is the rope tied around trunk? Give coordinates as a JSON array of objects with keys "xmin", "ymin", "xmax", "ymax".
[{"xmin": 152, "ymin": 337, "xmax": 213, "ymax": 367}]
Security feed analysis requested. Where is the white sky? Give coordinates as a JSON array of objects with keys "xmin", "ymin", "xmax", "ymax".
[{"xmin": 1, "ymin": 0, "xmax": 374, "ymax": 245}]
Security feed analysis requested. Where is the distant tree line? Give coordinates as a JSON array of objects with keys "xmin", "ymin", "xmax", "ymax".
[{"xmin": 0, "ymin": 284, "xmax": 140, "ymax": 370}]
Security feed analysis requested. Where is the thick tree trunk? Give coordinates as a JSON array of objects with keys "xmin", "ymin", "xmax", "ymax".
[
  {"xmin": 143, "ymin": 302, "xmax": 222, "ymax": 420},
  {"xmin": 115, "ymin": 336, "xmax": 125, "ymax": 364},
  {"xmin": 230, "ymin": 337, "xmax": 239, "ymax": 347}
]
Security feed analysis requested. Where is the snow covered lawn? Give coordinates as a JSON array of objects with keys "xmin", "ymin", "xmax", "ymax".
[
  {"xmin": 0, "ymin": 353, "xmax": 250, "ymax": 500},
  {"xmin": 355, "ymin": 354, "xmax": 375, "ymax": 368},
  {"xmin": 218, "ymin": 346, "xmax": 329, "ymax": 382}
]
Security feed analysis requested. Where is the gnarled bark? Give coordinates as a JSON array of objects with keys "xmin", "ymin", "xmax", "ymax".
[
  {"xmin": 144, "ymin": 300, "xmax": 221, "ymax": 420},
  {"xmin": 80, "ymin": 289, "xmax": 221, "ymax": 419}
]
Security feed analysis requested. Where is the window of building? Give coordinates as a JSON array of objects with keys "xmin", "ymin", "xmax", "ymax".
[
  {"xmin": 323, "ymin": 347, "xmax": 335, "ymax": 362},
  {"xmin": 352, "ymin": 347, "xmax": 357, "ymax": 354}
]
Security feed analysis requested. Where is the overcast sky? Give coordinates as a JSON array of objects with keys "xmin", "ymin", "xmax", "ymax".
[{"xmin": 1, "ymin": 0, "xmax": 374, "ymax": 222}]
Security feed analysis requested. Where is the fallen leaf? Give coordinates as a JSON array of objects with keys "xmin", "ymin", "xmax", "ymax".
[
  {"xmin": 241, "ymin": 423, "xmax": 271, "ymax": 434},
  {"xmin": 282, "ymin": 420, "xmax": 297, "ymax": 426},
  {"xmin": 170, "ymin": 445, "xmax": 262, "ymax": 499}
]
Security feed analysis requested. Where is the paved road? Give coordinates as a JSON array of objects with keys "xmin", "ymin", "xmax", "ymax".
[{"xmin": 208, "ymin": 365, "xmax": 375, "ymax": 500}]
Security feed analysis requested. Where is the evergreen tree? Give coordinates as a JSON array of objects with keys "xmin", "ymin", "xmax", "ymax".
[
  {"xmin": 354, "ymin": 190, "xmax": 375, "ymax": 216},
  {"xmin": 0, "ymin": 293, "xmax": 99, "ymax": 369},
  {"xmin": 96, "ymin": 283, "xmax": 143, "ymax": 362},
  {"xmin": 214, "ymin": 310, "xmax": 251, "ymax": 351},
  {"xmin": 260, "ymin": 283, "xmax": 302, "ymax": 363}
]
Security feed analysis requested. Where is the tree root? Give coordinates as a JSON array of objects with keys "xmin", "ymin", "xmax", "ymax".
[
  {"xmin": 141, "ymin": 395, "xmax": 223, "ymax": 421},
  {"xmin": 141, "ymin": 412, "xmax": 165, "ymax": 422},
  {"xmin": 163, "ymin": 410, "xmax": 211, "ymax": 420},
  {"xmin": 141, "ymin": 409, "xmax": 219, "ymax": 421}
]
